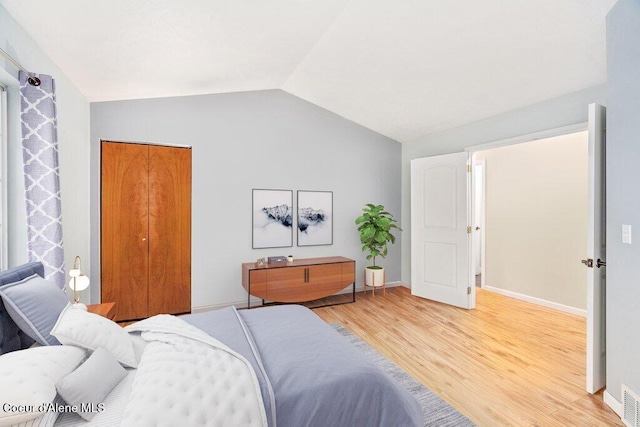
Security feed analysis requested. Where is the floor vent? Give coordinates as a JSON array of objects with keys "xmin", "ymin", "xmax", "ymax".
[{"xmin": 623, "ymin": 385, "xmax": 640, "ymax": 427}]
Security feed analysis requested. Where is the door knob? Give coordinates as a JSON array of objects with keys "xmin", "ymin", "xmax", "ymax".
[
  {"xmin": 596, "ymin": 259, "xmax": 606, "ymax": 268},
  {"xmin": 581, "ymin": 258, "xmax": 593, "ymax": 268},
  {"xmin": 475, "ymin": 226, "xmax": 480, "ymax": 231},
  {"xmin": 142, "ymin": 237, "xmax": 147, "ymax": 241}
]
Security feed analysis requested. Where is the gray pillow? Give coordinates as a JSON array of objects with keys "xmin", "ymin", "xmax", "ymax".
[
  {"xmin": 0, "ymin": 274, "xmax": 69, "ymax": 345},
  {"xmin": 56, "ymin": 346, "xmax": 127, "ymax": 421}
]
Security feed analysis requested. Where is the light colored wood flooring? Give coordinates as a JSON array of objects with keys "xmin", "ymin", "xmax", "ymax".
[{"xmin": 314, "ymin": 286, "xmax": 622, "ymax": 427}]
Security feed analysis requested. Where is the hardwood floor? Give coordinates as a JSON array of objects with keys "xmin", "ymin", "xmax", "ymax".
[{"xmin": 314, "ymin": 286, "xmax": 622, "ymax": 427}]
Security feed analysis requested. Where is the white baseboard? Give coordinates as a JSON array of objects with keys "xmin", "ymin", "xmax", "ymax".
[
  {"xmin": 604, "ymin": 390, "xmax": 622, "ymax": 418},
  {"xmin": 192, "ymin": 281, "xmax": 404, "ymax": 312},
  {"xmin": 192, "ymin": 299, "xmax": 254, "ymax": 313},
  {"xmin": 385, "ymin": 281, "xmax": 403, "ymax": 288},
  {"xmin": 483, "ymin": 286, "xmax": 587, "ymax": 317}
]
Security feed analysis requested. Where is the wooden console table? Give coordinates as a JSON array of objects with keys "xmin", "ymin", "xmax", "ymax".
[{"xmin": 242, "ymin": 256, "xmax": 355, "ymax": 308}]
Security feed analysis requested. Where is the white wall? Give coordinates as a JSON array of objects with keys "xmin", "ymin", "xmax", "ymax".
[
  {"xmin": 90, "ymin": 90, "xmax": 402, "ymax": 309},
  {"xmin": 0, "ymin": 6, "xmax": 90, "ymax": 300},
  {"xmin": 475, "ymin": 131, "xmax": 588, "ymax": 311},
  {"xmin": 605, "ymin": 0, "xmax": 640, "ymax": 405}
]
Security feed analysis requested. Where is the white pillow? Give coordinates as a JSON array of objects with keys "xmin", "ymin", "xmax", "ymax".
[
  {"xmin": 50, "ymin": 305, "xmax": 137, "ymax": 368},
  {"xmin": 56, "ymin": 346, "xmax": 127, "ymax": 421},
  {"xmin": 0, "ymin": 345, "xmax": 86, "ymax": 426}
]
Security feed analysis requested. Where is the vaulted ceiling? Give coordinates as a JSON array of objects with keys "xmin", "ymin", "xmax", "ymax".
[{"xmin": 0, "ymin": 0, "xmax": 616, "ymax": 142}]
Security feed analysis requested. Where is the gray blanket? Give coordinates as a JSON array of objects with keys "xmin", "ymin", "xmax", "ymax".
[{"xmin": 183, "ymin": 305, "xmax": 423, "ymax": 427}]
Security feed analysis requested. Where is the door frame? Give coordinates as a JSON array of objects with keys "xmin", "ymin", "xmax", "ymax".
[
  {"xmin": 464, "ymin": 122, "xmax": 590, "ymax": 294},
  {"xmin": 463, "ymin": 120, "xmax": 605, "ymax": 392},
  {"xmin": 472, "ymin": 158, "xmax": 486, "ymax": 287}
]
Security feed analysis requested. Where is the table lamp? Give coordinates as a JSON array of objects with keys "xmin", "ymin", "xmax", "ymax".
[{"xmin": 68, "ymin": 256, "xmax": 90, "ymax": 310}]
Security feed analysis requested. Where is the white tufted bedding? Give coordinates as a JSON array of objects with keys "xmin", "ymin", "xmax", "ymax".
[
  {"xmin": 51, "ymin": 306, "xmax": 422, "ymax": 427},
  {"xmin": 120, "ymin": 315, "xmax": 267, "ymax": 427}
]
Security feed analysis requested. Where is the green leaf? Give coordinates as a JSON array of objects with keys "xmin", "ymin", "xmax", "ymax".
[
  {"xmin": 377, "ymin": 217, "xmax": 390, "ymax": 226},
  {"xmin": 361, "ymin": 224, "xmax": 375, "ymax": 236},
  {"xmin": 356, "ymin": 203, "xmax": 400, "ymax": 260}
]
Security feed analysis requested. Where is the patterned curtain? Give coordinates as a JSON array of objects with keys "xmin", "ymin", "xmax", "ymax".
[{"xmin": 19, "ymin": 71, "xmax": 65, "ymax": 288}]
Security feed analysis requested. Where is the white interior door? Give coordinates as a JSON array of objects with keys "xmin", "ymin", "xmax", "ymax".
[
  {"xmin": 585, "ymin": 103, "xmax": 606, "ymax": 394},
  {"xmin": 411, "ymin": 153, "xmax": 473, "ymax": 309}
]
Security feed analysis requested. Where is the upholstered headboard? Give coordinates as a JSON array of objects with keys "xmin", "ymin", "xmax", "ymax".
[{"xmin": 0, "ymin": 262, "xmax": 44, "ymax": 354}]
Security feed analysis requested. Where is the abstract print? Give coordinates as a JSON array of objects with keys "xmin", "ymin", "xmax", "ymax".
[
  {"xmin": 252, "ymin": 189, "xmax": 293, "ymax": 248},
  {"xmin": 297, "ymin": 191, "xmax": 333, "ymax": 246}
]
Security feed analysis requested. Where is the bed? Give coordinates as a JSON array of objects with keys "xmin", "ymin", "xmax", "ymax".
[{"xmin": 0, "ymin": 262, "xmax": 423, "ymax": 426}]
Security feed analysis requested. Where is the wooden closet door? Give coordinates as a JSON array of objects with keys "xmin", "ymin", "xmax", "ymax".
[
  {"xmin": 101, "ymin": 142, "xmax": 149, "ymax": 320},
  {"xmin": 148, "ymin": 146, "xmax": 191, "ymax": 316}
]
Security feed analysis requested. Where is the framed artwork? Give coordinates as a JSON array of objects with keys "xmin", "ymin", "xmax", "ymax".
[
  {"xmin": 252, "ymin": 189, "xmax": 293, "ymax": 249},
  {"xmin": 297, "ymin": 190, "xmax": 333, "ymax": 246}
]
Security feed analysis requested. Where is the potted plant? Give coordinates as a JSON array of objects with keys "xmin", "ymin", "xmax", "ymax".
[{"xmin": 355, "ymin": 204, "xmax": 402, "ymax": 288}]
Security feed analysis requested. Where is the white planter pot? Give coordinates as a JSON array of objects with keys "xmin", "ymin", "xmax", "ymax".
[{"xmin": 365, "ymin": 267, "xmax": 385, "ymax": 287}]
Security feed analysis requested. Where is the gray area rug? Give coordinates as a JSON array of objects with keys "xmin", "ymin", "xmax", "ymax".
[{"xmin": 331, "ymin": 323, "xmax": 475, "ymax": 427}]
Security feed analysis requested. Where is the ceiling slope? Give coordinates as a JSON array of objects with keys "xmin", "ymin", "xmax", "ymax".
[{"xmin": 0, "ymin": 0, "xmax": 616, "ymax": 142}]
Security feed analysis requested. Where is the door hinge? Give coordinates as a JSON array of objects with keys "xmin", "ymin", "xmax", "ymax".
[
  {"xmin": 467, "ymin": 287, "xmax": 471, "ymax": 295},
  {"xmin": 581, "ymin": 258, "xmax": 593, "ymax": 268},
  {"xmin": 467, "ymin": 226, "xmax": 472, "ymax": 234},
  {"xmin": 467, "ymin": 165, "xmax": 472, "ymax": 173}
]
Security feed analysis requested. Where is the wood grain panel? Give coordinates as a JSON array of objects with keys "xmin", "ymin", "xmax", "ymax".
[
  {"xmin": 306, "ymin": 264, "xmax": 344, "ymax": 300},
  {"xmin": 266, "ymin": 266, "xmax": 307, "ymax": 302},
  {"xmin": 341, "ymin": 261, "xmax": 355, "ymax": 287},
  {"xmin": 148, "ymin": 146, "xmax": 191, "ymax": 316},
  {"xmin": 314, "ymin": 287, "xmax": 623, "ymax": 427},
  {"xmin": 248, "ymin": 270, "xmax": 268, "ymax": 300},
  {"xmin": 101, "ymin": 142, "xmax": 149, "ymax": 320}
]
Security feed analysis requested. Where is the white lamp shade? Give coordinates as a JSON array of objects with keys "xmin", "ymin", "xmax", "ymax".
[{"xmin": 68, "ymin": 275, "xmax": 90, "ymax": 292}]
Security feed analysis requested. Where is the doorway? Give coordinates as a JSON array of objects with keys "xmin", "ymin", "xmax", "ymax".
[
  {"xmin": 470, "ymin": 131, "xmax": 589, "ymax": 314},
  {"xmin": 411, "ymin": 105, "xmax": 607, "ymax": 395},
  {"xmin": 466, "ymin": 104, "xmax": 607, "ymax": 395}
]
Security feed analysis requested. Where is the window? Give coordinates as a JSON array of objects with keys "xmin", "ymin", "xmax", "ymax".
[{"xmin": 0, "ymin": 84, "xmax": 6, "ymax": 270}]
